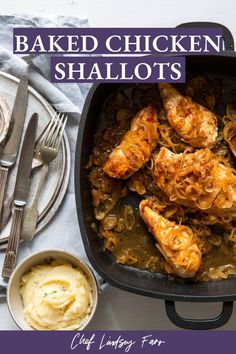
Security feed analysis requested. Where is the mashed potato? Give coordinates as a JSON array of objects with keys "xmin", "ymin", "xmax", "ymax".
[{"xmin": 20, "ymin": 262, "xmax": 92, "ymax": 330}]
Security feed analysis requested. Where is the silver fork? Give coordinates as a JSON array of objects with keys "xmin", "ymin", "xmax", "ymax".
[{"xmin": 21, "ymin": 112, "xmax": 67, "ymax": 241}]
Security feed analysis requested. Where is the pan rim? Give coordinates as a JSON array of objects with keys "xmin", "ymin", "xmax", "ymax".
[{"xmin": 74, "ymin": 54, "xmax": 236, "ymax": 302}]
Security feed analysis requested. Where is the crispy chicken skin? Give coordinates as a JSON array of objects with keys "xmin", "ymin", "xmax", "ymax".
[
  {"xmin": 153, "ymin": 147, "xmax": 236, "ymax": 214},
  {"xmin": 103, "ymin": 104, "xmax": 158, "ymax": 179},
  {"xmin": 139, "ymin": 199, "xmax": 201, "ymax": 278},
  {"xmin": 159, "ymin": 83, "xmax": 217, "ymax": 148}
]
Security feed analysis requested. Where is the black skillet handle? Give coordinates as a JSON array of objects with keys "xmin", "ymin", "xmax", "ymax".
[
  {"xmin": 165, "ymin": 300, "xmax": 233, "ymax": 330},
  {"xmin": 177, "ymin": 22, "xmax": 234, "ymax": 51}
]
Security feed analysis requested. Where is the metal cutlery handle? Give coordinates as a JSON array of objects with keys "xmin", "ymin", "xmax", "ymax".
[
  {"xmin": 21, "ymin": 164, "xmax": 49, "ymax": 241},
  {"xmin": 2, "ymin": 205, "xmax": 24, "ymax": 279},
  {"xmin": 0, "ymin": 194, "xmax": 14, "ymax": 231},
  {"xmin": 0, "ymin": 166, "xmax": 9, "ymax": 219},
  {"xmin": 0, "ymin": 161, "xmax": 41, "ymax": 232}
]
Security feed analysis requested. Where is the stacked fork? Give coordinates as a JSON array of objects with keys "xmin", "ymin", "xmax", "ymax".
[{"xmin": 21, "ymin": 112, "xmax": 68, "ymax": 240}]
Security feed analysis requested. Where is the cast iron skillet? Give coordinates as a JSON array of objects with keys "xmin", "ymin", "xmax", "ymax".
[{"xmin": 75, "ymin": 22, "xmax": 236, "ymax": 330}]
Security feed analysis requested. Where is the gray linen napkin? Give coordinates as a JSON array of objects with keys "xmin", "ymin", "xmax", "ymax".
[
  {"xmin": 0, "ymin": 14, "xmax": 92, "ymax": 114},
  {"xmin": 0, "ymin": 15, "xmax": 95, "ymax": 296}
]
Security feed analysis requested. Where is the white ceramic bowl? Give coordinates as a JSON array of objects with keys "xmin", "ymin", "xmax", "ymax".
[{"xmin": 7, "ymin": 250, "xmax": 98, "ymax": 330}]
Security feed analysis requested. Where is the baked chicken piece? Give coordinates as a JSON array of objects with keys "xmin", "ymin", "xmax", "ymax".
[
  {"xmin": 153, "ymin": 147, "xmax": 236, "ymax": 215},
  {"xmin": 139, "ymin": 199, "xmax": 201, "ymax": 278},
  {"xmin": 159, "ymin": 83, "xmax": 217, "ymax": 148},
  {"xmin": 103, "ymin": 104, "xmax": 158, "ymax": 179}
]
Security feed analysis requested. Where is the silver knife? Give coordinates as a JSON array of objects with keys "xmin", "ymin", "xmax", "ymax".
[
  {"xmin": 2, "ymin": 113, "xmax": 38, "ymax": 279},
  {"xmin": 0, "ymin": 75, "xmax": 28, "ymax": 220}
]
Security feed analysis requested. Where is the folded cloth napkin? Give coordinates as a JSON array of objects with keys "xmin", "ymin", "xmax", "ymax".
[
  {"xmin": 0, "ymin": 14, "xmax": 95, "ymax": 295},
  {"xmin": 0, "ymin": 14, "xmax": 92, "ymax": 114}
]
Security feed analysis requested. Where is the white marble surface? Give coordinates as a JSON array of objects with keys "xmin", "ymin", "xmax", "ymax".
[{"xmin": 1, "ymin": 0, "xmax": 236, "ymax": 330}]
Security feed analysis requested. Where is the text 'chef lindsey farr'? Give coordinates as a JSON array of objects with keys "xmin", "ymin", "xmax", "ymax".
[{"xmin": 70, "ymin": 333, "xmax": 166, "ymax": 352}]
